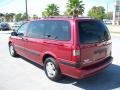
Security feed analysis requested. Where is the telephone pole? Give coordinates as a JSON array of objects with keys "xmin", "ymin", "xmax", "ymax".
[{"xmin": 25, "ymin": 0, "xmax": 28, "ymax": 20}]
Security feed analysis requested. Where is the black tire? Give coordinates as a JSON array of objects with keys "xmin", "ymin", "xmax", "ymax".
[
  {"xmin": 44, "ymin": 57, "xmax": 62, "ymax": 81},
  {"xmin": 9, "ymin": 43, "xmax": 18, "ymax": 57}
]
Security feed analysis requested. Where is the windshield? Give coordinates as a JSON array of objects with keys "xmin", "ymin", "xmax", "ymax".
[{"xmin": 78, "ymin": 20, "xmax": 111, "ymax": 44}]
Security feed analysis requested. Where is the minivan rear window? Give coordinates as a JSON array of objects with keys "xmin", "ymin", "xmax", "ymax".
[{"xmin": 78, "ymin": 20, "xmax": 111, "ymax": 44}]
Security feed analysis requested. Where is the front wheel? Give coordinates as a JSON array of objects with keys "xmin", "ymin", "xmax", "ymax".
[
  {"xmin": 9, "ymin": 43, "xmax": 18, "ymax": 57},
  {"xmin": 44, "ymin": 57, "xmax": 62, "ymax": 81}
]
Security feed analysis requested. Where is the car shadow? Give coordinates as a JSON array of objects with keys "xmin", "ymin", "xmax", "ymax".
[
  {"xmin": 18, "ymin": 56, "xmax": 120, "ymax": 90},
  {"xmin": 60, "ymin": 64, "xmax": 120, "ymax": 90}
]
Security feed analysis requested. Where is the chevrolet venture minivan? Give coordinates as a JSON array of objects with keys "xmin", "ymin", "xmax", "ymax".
[{"xmin": 9, "ymin": 17, "xmax": 113, "ymax": 81}]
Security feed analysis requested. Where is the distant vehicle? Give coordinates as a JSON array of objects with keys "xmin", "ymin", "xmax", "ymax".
[
  {"xmin": 9, "ymin": 16, "xmax": 113, "ymax": 81},
  {"xmin": 103, "ymin": 19, "xmax": 112, "ymax": 25},
  {"xmin": 0, "ymin": 22, "xmax": 11, "ymax": 31},
  {"xmin": 11, "ymin": 22, "xmax": 24, "ymax": 30}
]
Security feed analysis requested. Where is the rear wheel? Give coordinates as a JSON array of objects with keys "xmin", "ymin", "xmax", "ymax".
[
  {"xmin": 9, "ymin": 43, "xmax": 18, "ymax": 57},
  {"xmin": 44, "ymin": 57, "xmax": 62, "ymax": 81}
]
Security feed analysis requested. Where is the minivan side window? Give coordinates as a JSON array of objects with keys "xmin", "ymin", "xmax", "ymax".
[
  {"xmin": 17, "ymin": 23, "xmax": 28, "ymax": 36},
  {"xmin": 28, "ymin": 21, "xmax": 45, "ymax": 38},
  {"xmin": 45, "ymin": 20, "xmax": 71, "ymax": 41}
]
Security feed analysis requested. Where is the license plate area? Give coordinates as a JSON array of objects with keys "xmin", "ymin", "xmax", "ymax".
[{"xmin": 93, "ymin": 49, "xmax": 106, "ymax": 60}]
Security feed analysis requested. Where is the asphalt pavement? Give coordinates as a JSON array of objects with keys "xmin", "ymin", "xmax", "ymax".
[{"xmin": 0, "ymin": 32, "xmax": 120, "ymax": 90}]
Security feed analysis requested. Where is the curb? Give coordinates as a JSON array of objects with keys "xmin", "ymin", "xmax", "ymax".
[
  {"xmin": 110, "ymin": 33, "xmax": 120, "ymax": 37},
  {"xmin": 110, "ymin": 32, "xmax": 120, "ymax": 34},
  {"xmin": 0, "ymin": 31, "xmax": 12, "ymax": 34}
]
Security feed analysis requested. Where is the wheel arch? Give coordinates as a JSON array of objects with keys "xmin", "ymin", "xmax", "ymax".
[
  {"xmin": 8, "ymin": 41, "xmax": 12, "ymax": 46},
  {"xmin": 42, "ymin": 54, "xmax": 56, "ymax": 64}
]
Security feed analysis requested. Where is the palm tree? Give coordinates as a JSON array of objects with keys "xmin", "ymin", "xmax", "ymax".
[
  {"xmin": 42, "ymin": 4, "xmax": 59, "ymax": 17},
  {"xmin": 65, "ymin": 0, "xmax": 84, "ymax": 17}
]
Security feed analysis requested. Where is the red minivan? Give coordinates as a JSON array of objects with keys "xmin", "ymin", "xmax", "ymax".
[{"xmin": 9, "ymin": 17, "xmax": 113, "ymax": 81}]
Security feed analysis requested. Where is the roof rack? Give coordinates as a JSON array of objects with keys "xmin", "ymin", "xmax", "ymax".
[
  {"xmin": 78, "ymin": 16, "xmax": 93, "ymax": 19},
  {"xmin": 42, "ymin": 16, "xmax": 74, "ymax": 18},
  {"xmin": 42, "ymin": 16, "xmax": 93, "ymax": 19}
]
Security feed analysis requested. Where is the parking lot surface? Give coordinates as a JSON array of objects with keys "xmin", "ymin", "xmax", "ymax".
[{"xmin": 0, "ymin": 33, "xmax": 120, "ymax": 90}]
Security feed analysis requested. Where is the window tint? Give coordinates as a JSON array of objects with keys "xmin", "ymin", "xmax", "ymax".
[
  {"xmin": 45, "ymin": 20, "xmax": 70, "ymax": 41},
  {"xmin": 28, "ymin": 21, "xmax": 45, "ymax": 38},
  {"xmin": 17, "ymin": 23, "xmax": 28, "ymax": 36},
  {"xmin": 78, "ymin": 20, "xmax": 111, "ymax": 44}
]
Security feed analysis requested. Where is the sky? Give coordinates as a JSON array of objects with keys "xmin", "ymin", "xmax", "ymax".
[{"xmin": 0, "ymin": 0, "xmax": 114, "ymax": 16}]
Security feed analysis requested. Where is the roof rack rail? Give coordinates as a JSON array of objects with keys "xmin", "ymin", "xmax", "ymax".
[
  {"xmin": 78, "ymin": 16, "xmax": 93, "ymax": 19},
  {"xmin": 42, "ymin": 16, "xmax": 74, "ymax": 18},
  {"xmin": 41, "ymin": 16, "xmax": 93, "ymax": 19}
]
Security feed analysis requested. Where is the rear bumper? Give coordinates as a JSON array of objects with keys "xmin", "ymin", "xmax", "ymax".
[{"xmin": 59, "ymin": 56, "xmax": 113, "ymax": 79}]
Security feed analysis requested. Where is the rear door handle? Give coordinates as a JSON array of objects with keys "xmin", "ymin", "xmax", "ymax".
[
  {"xmin": 43, "ymin": 41, "xmax": 48, "ymax": 44},
  {"xmin": 58, "ymin": 43, "xmax": 64, "ymax": 46},
  {"xmin": 43, "ymin": 41, "xmax": 64, "ymax": 46}
]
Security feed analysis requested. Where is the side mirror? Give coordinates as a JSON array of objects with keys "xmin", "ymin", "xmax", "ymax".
[
  {"xmin": 18, "ymin": 33, "xmax": 24, "ymax": 36},
  {"xmin": 13, "ymin": 29, "xmax": 16, "ymax": 32},
  {"xmin": 11, "ymin": 32, "xmax": 18, "ymax": 36}
]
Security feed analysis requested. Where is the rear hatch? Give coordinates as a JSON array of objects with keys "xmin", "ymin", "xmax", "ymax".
[{"xmin": 78, "ymin": 20, "xmax": 112, "ymax": 67}]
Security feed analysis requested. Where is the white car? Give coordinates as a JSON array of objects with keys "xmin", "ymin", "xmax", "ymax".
[{"xmin": 11, "ymin": 22, "xmax": 23, "ymax": 30}]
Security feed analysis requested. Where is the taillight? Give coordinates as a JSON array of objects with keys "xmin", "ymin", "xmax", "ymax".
[
  {"xmin": 72, "ymin": 45, "xmax": 80, "ymax": 62},
  {"xmin": 73, "ymin": 50, "xmax": 80, "ymax": 56}
]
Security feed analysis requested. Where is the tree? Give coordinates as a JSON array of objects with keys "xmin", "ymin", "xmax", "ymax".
[
  {"xmin": 4, "ymin": 13, "xmax": 10, "ymax": 22},
  {"xmin": 4, "ymin": 13, "xmax": 15, "ymax": 22},
  {"xmin": 15, "ymin": 13, "xmax": 22, "ymax": 22},
  {"xmin": 22, "ymin": 13, "xmax": 28, "ymax": 21},
  {"xmin": 65, "ymin": 0, "xmax": 84, "ymax": 17},
  {"xmin": 9, "ymin": 13, "xmax": 15, "ymax": 21},
  {"xmin": 88, "ymin": 6, "xmax": 105, "ymax": 20},
  {"xmin": 105, "ymin": 12, "xmax": 113, "ymax": 20},
  {"xmin": 32, "ymin": 14, "xmax": 38, "ymax": 20},
  {"xmin": 42, "ymin": 4, "xmax": 59, "ymax": 17},
  {"xmin": 0, "ymin": 13, "xmax": 4, "ymax": 17},
  {"xmin": 15, "ymin": 13, "xmax": 29, "ymax": 21},
  {"xmin": 0, "ymin": 13, "xmax": 4, "ymax": 22}
]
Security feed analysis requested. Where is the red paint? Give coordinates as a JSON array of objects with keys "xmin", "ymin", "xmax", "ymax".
[{"xmin": 9, "ymin": 17, "xmax": 112, "ymax": 79}]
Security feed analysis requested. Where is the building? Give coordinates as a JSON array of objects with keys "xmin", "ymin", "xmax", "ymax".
[{"xmin": 113, "ymin": 0, "xmax": 120, "ymax": 25}]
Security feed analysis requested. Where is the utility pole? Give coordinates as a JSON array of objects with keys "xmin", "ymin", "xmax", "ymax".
[
  {"xmin": 106, "ymin": 1, "xmax": 108, "ymax": 19},
  {"xmin": 25, "ymin": 0, "xmax": 28, "ymax": 21}
]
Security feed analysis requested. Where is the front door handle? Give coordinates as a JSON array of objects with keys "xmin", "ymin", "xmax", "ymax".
[
  {"xmin": 22, "ymin": 38, "xmax": 28, "ymax": 41},
  {"xmin": 24, "ymin": 38, "xmax": 28, "ymax": 41}
]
